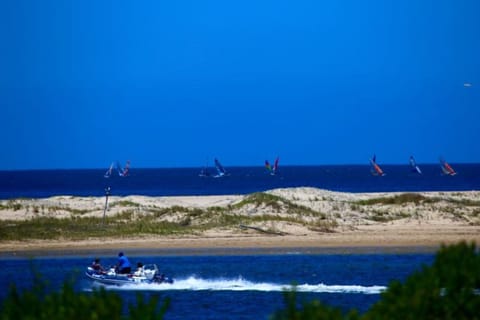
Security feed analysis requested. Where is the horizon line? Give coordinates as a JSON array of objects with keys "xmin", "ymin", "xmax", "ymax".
[{"xmin": 2, "ymin": 162, "xmax": 479, "ymax": 172}]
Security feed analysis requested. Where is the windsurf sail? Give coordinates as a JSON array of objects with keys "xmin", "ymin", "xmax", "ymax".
[
  {"xmin": 409, "ymin": 156, "xmax": 422, "ymax": 174},
  {"xmin": 214, "ymin": 158, "xmax": 227, "ymax": 177},
  {"xmin": 265, "ymin": 160, "xmax": 272, "ymax": 173},
  {"xmin": 104, "ymin": 162, "xmax": 114, "ymax": 178},
  {"xmin": 272, "ymin": 157, "xmax": 279, "ymax": 175},
  {"xmin": 370, "ymin": 154, "xmax": 385, "ymax": 176},
  {"xmin": 265, "ymin": 157, "xmax": 279, "ymax": 175},
  {"xmin": 117, "ymin": 160, "xmax": 131, "ymax": 177},
  {"xmin": 439, "ymin": 157, "xmax": 456, "ymax": 176},
  {"xmin": 199, "ymin": 161, "xmax": 210, "ymax": 177}
]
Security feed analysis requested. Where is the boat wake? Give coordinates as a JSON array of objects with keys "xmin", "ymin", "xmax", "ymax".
[{"xmin": 88, "ymin": 276, "xmax": 386, "ymax": 294}]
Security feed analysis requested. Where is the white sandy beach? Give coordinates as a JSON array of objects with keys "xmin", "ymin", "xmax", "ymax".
[{"xmin": 1, "ymin": 188, "xmax": 479, "ymax": 253}]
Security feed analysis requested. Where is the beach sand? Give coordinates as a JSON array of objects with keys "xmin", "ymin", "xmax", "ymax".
[{"xmin": 1, "ymin": 188, "xmax": 479, "ymax": 256}]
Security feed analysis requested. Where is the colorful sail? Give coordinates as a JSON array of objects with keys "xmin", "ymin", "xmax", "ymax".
[
  {"xmin": 440, "ymin": 157, "xmax": 456, "ymax": 176},
  {"xmin": 265, "ymin": 157, "xmax": 279, "ymax": 175},
  {"xmin": 104, "ymin": 162, "xmax": 114, "ymax": 178},
  {"xmin": 117, "ymin": 160, "xmax": 131, "ymax": 177},
  {"xmin": 214, "ymin": 158, "xmax": 227, "ymax": 177},
  {"xmin": 370, "ymin": 154, "xmax": 385, "ymax": 176},
  {"xmin": 272, "ymin": 157, "xmax": 279, "ymax": 175},
  {"xmin": 409, "ymin": 156, "xmax": 422, "ymax": 174},
  {"xmin": 265, "ymin": 160, "xmax": 272, "ymax": 172}
]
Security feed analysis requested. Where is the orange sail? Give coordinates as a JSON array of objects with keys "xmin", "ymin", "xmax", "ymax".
[
  {"xmin": 440, "ymin": 157, "xmax": 456, "ymax": 176},
  {"xmin": 370, "ymin": 155, "xmax": 385, "ymax": 176}
]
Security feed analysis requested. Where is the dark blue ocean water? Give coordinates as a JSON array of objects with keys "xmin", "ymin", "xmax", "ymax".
[
  {"xmin": 0, "ymin": 164, "xmax": 479, "ymax": 199},
  {"xmin": 1, "ymin": 251, "xmax": 435, "ymax": 319}
]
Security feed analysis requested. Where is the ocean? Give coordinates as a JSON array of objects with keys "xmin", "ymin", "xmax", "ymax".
[
  {"xmin": 0, "ymin": 164, "xmax": 479, "ymax": 199},
  {"xmin": 0, "ymin": 164, "xmax": 477, "ymax": 318}
]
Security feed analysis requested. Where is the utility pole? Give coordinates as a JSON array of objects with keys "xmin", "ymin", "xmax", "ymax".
[{"xmin": 103, "ymin": 187, "xmax": 111, "ymax": 225}]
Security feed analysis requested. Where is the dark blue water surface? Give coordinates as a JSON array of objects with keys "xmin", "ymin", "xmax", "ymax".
[
  {"xmin": 1, "ymin": 252, "xmax": 434, "ymax": 319},
  {"xmin": 0, "ymin": 164, "xmax": 478, "ymax": 199}
]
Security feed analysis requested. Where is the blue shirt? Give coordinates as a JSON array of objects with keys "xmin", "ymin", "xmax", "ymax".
[{"xmin": 118, "ymin": 255, "xmax": 131, "ymax": 269}]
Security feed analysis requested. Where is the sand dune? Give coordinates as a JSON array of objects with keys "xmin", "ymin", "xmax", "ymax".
[{"xmin": 1, "ymin": 188, "xmax": 479, "ymax": 254}]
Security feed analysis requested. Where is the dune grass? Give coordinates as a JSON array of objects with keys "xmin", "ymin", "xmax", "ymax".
[
  {"xmin": 355, "ymin": 193, "xmax": 432, "ymax": 206},
  {"xmin": 0, "ymin": 192, "xmax": 338, "ymax": 241}
]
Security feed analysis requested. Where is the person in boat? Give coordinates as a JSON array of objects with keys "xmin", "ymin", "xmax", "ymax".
[
  {"xmin": 115, "ymin": 252, "xmax": 132, "ymax": 274},
  {"xmin": 134, "ymin": 262, "xmax": 144, "ymax": 276},
  {"xmin": 91, "ymin": 258, "xmax": 105, "ymax": 274}
]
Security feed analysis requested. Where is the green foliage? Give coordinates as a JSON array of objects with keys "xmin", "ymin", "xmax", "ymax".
[
  {"xmin": 367, "ymin": 210, "xmax": 410, "ymax": 222},
  {"xmin": 271, "ymin": 242, "xmax": 480, "ymax": 320},
  {"xmin": 235, "ymin": 192, "xmax": 285, "ymax": 210},
  {"xmin": 0, "ymin": 192, "xmax": 339, "ymax": 240},
  {"xmin": 113, "ymin": 200, "xmax": 140, "ymax": 207},
  {"xmin": 0, "ymin": 200, "xmax": 23, "ymax": 211},
  {"xmin": 356, "ymin": 193, "xmax": 431, "ymax": 206},
  {"xmin": 437, "ymin": 197, "xmax": 480, "ymax": 207},
  {"xmin": 0, "ymin": 273, "xmax": 170, "ymax": 320},
  {"xmin": 0, "ymin": 216, "xmax": 189, "ymax": 240},
  {"xmin": 355, "ymin": 193, "xmax": 480, "ymax": 208},
  {"xmin": 234, "ymin": 192, "xmax": 325, "ymax": 217},
  {"xmin": 365, "ymin": 241, "xmax": 480, "ymax": 320}
]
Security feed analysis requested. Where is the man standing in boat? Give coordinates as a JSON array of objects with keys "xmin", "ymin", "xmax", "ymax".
[{"xmin": 116, "ymin": 252, "xmax": 132, "ymax": 274}]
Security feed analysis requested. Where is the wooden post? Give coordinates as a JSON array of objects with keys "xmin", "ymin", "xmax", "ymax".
[{"xmin": 103, "ymin": 187, "xmax": 111, "ymax": 225}]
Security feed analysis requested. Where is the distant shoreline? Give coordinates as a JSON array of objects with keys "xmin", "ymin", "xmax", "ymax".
[
  {"xmin": 0, "ymin": 237, "xmax": 446, "ymax": 258},
  {"xmin": 0, "ymin": 232, "xmax": 476, "ymax": 258}
]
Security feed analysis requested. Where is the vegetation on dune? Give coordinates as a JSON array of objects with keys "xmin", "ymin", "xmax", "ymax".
[
  {"xmin": 355, "ymin": 192, "xmax": 480, "ymax": 208},
  {"xmin": 0, "ymin": 200, "xmax": 23, "ymax": 211},
  {"xmin": 355, "ymin": 193, "xmax": 432, "ymax": 206},
  {"xmin": 0, "ymin": 215, "xmax": 193, "ymax": 241},
  {"xmin": 366, "ymin": 210, "xmax": 411, "ymax": 223},
  {"xmin": 234, "ymin": 192, "xmax": 325, "ymax": 217},
  {"xmin": 0, "ymin": 192, "xmax": 339, "ymax": 241},
  {"xmin": 1, "ymin": 191, "xmax": 478, "ymax": 240}
]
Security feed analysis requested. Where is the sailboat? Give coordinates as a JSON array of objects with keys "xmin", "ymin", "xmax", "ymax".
[
  {"xmin": 370, "ymin": 154, "xmax": 386, "ymax": 176},
  {"xmin": 117, "ymin": 160, "xmax": 131, "ymax": 177},
  {"xmin": 199, "ymin": 160, "xmax": 211, "ymax": 177},
  {"xmin": 213, "ymin": 158, "xmax": 228, "ymax": 178},
  {"xmin": 439, "ymin": 157, "xmax": 457, "ymax": 176},
  {"xmin": 409, "ymin": 156, "xmax": 422, "ymax": 174},
  {"xmin": 104, "ymin": 162, "xmax": 115, "ymax": 178},
  {"xmin": 265, "ymin": 157, "xmax": 279, "ymax": 175}
]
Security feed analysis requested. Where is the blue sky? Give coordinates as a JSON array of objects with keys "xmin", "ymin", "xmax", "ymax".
[{"xmin": 1, "ymin": 0, "xmax": 479, "ymax": 169}]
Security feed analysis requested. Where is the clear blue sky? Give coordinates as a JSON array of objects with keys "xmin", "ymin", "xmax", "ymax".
[{"xmin": 1, "ymin": 0, "xmax": 479, "ymax": 169}]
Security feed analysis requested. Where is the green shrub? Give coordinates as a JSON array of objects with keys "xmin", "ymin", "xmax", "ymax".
[
  {"xmin": 0, "ymin": 273, "xmax": 170, "ymax": 320},
  {"xmin": 365, "ymin": 241, "xmax": 480, "ymax": 320}
]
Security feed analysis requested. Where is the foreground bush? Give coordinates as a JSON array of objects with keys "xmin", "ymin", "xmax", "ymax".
[
  {"xmin": 271, "ymin": 242, "xmax": 480, "ymax": 320},
  {"xmin": 0, "ymin": 275, "xmax": 169, "ymax": 320}
]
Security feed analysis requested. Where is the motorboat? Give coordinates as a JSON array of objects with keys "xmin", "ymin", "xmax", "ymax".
[{"xmin": 85, "ymin": 263, "xmax": 174, "ymax": 285}]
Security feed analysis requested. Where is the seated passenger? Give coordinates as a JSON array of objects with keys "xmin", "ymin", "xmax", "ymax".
[
  {"xmin": 91, "ymin": 258, "xmax": 105, "ymax": 273},
  {"xmin": 134, "ymin": 262, "xmax": 144, "ymax": 276}
]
